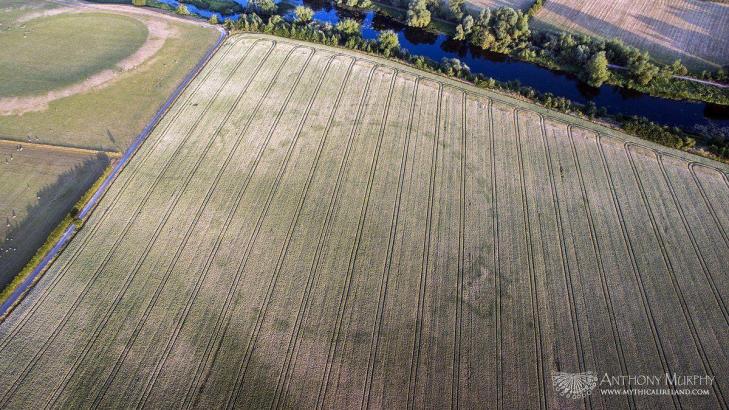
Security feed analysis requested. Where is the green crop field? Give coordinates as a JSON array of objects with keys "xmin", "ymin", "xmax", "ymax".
[
  {"xmin": 0, "ymin": 34, "xmax": 727, "ymax": 408},
  {"xmin": 0, "ymin": 141, "xmax": 109, "ymax": 291}
]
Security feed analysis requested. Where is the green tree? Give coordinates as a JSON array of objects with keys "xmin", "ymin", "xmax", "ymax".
[
  {"xmin": 406, "ymin": 0, "xmax": 431, "ymax": 28},
  {"xmin": 585, "ymin": 51, "xmax": 610, "ymax": 87},
  {"xmin": 670, "ymin": 59, "xmax": 688, "ymax": 76},
  {"xmin": 295, "ymin": 6, "xmax": 314, "ymax": 23},
  {"xmin": 176, "ymin": 4, "xmax": 191, "ymax": 15},
  {"xmin": 208, "ymin": 13, "xmax": 219, "ymax": 24},
  {"xmin": 378, "ymin": 30, "xmax": 399, "ymax": 56},
  {"xmin": 132, "ymin": 0, "xmax": 146, "ymax": 6},
  {"xmin": 249, "ymin": 0, "xmax": 277, "ymax": 15},
  {"xmin": 335, "ymin": 18, "xmax": 361, "ymax": 37},
  {"xmin": 449, "ymin": 0, "xmax": 464, "ymax": 20}
]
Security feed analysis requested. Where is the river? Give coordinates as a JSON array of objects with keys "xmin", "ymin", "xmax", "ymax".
[{"xmin": 156, "ymin": 0, "xmax": 729, "ymax": 131}]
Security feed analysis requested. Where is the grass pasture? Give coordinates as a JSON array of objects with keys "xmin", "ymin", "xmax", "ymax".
[
  {"xmin": 0, "ymin": 0, "xmax": 220, "ymax": 151},
  {"xmin": 0, "ymin": 13, "xmax": 147, "ymax": 97},
  {"xmin": 0, "ymin": 34, "xmax": 727, "ymax": 408},
  {"xmin": 532, "ymin": 0, "xmax": 729, "ymax": 70},
  {"xmin": 0, "ymin": 141, "xmax": 109, "ymax": 291}
]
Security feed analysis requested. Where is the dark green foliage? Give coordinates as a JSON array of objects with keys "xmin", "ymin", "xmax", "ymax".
[
  {"xmin": 406, "ymin": 0, "xmax": 431, "ymax": 27},
  {"xmin": 377, "ymin": 30, "xmax": 400, "ymax": 57},
  {"xmin": 294, "ymin": 6, "xmax": 314, "ymax": 23},
  {"xmin": 180, "ymin": 0, "xmax": 243, "ymax": 14},
  {"xmin": 455, "ymin": 7, "xmax": 530, "ymax": 54},
  {"xmin": 585, "ymin": 51, "xmax": 609, "ymax": 87},
  {"xmin": 248, "ymin": 0, "xmax": 277, "ymax": 15}
]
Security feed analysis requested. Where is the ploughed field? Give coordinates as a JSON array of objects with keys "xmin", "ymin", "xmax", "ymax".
[{"xmin": 1, "ymin": 34, "xmax": 728, "ymax": 409}]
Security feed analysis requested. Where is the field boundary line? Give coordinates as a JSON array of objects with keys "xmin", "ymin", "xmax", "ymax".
[
  {"xmin": 259, "ymin": 56, "xmax": 358, "ymax": 410},
  {"xmin": 274, "ymin": 62, "xmax": 375, "ymax": 409},
  {"xmin": 565, "ymin": 124, "xmax": 633, "ymax": 409},
  {"xmin": 0, "ymin": 139, "xmax": 120, "ymax": 157},
  {"xmin": 0, "ymin": 28, "xmax": 229, "ymax": 323},
  {"xmin": 625, "ymin": 143, "xmax": 725, "ymax": 406},
  {"xmin": 512, "ymin": 109, "xmax": 546, "ymax": 410},
  {"xmin": 42, "ymin": 39, "xmax": 276, "ymax": 409},
  {"xmin": 595, "ymin": 134, "xmax": 680, "ymax": 408},
  {"xmin": 317, "ymin": 67, "xmax": 398, "ymax": 408},
  {"xmin": 102, "ymin": 43, "xmax": 307, "ymax": 409},
  {"xmin": 656, "ymin": 156, "xmax": 729, "ymax": 325},
  {"xmin": 451, "ymin": 90, "xmax": 466, "ymax": 410},
  {"xmin": 406, "ymin": 82, "xmax": 443, "ymax": 410},
  {"xmin": 0, "ymin": 36, "xmax": 261, "ymax": 407},
  {"xmin": 139, "ymin": 45, "xmax": 317, "ymax": 410},
  {"xmin": 687, "ymin": 164, "xmax": 729, "ymax": 251},
  {"xmin": 360, "ymin": 75, "xmax": 420, "ymax": 410}
]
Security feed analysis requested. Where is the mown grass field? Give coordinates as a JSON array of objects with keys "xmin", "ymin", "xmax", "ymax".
[
  {"xmin": 0, "ymin": 0, "xmax": 220, "ymax": 151},
  {"xmin": 0, "ymin": 141, "xmax": 109, "ymax": 291},
  {"xmin": 532, "ymin": 0, "xmax": 729, "ymax": 70},
  {"xmin": 0, "ymin": 13, "xmax": 147, "ymax": 97},
  {"xmin": 0, "ymin": 34, "xmax": 727, "ymax": 408}
]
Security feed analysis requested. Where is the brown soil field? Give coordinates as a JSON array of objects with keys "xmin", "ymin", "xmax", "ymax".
[
  {"xmin": 0, "ymin": 35, "xmax": 726, "ymax": 408},
  {"xmin": 532, "ymin": 0, "xmax": 729, "ymax": 70}
]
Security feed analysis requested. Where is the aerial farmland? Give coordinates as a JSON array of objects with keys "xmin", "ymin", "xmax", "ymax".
[{"xmin": 0, "ymin": 33, "xmax": 727, "ymax": 409}]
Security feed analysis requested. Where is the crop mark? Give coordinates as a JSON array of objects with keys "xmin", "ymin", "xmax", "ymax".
[
  {"xmin": 406, "ymin": 82, "xmax": 443, "ymax": 410},
  {"xmin": 316, "ymin": 67, "xmax": 398, "ymax": 408},
  {"xmin": 273, "ymin": 63, "xmax": 378, "ymax": 410},
  {"xmin": 532, "ymin": 113, "xmax": 598, "ymax": 408},
  {"xmin": 317, "ymin": 65, "xmax": 397, "ymax": 408},
  {"xmin": 87, "ymin": 41, "xmax": 293, "ymax": 408},
  {"xmin": 489, "ymin": 100, "xmax": 502, "ymax": 410},
  {"xmin": 132, "ymin": 45, "xmax": 318, "ymax": 410},
  {"xmin": 656, "ymin": 157, "xmax": 729, "ymax": 326},
  {"xmin": 0, "ymin": 38, "xmax": 261, "ymax": 407},
  {"xmin": 625, "ymin": 143, "xmax": 725, "ymax": 406},
  {"xmin": 565, "ymin": 125, "xmax": 633, "ymax": 409},
  {"xmin": 260, "ymin": 56, "xmax": 357, "ymax": 410},
  {"xmin": 211, "ymin": 54, "xmax": 356, "ymax": 410},
  {"xmin": 513, "ymin": 109, "xmax": 546, "ymax": 410},
  {"xmin": 688, "ymin": 164, "xmax": 729, "ymax": 252},
  {"xmin": 360, "ymin": 75, "xmax": 420, "ymax": 410},
  {"xmin": 0, "ymin": 36, "xmax": 248, "ymax": 352},
  {"xmin": 451, "ymin": 90, "xmax": 466, "ymax": 410},
  {"xmin": 595, "ymin": 134, "xmax": 680, "ymax": 409}
]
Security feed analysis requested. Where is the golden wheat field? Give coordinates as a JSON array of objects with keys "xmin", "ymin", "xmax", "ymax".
[{"xmin": 0, "ymin": 34, "xmax": 727, "ymax": 409}]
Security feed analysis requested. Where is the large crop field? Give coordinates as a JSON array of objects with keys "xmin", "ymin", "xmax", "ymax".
[
  {"xmin": 0, "ymin": 34, "xmax": 727, "ymax": 408},
  {"xmin": 531, "ymin": 0, "xmax": 729, "ymax": 70}
]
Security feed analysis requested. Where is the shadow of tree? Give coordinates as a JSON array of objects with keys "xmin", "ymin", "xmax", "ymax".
[{"xmin": 0, "ymin": 153, "xmax": 109, "ymax": 289}]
